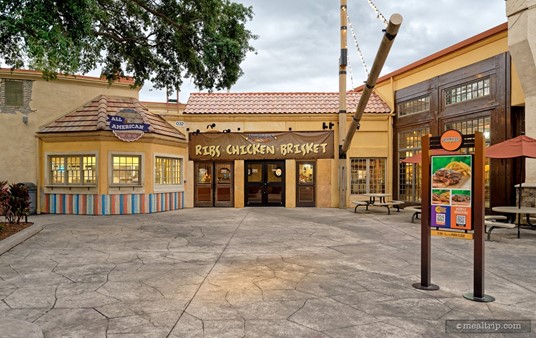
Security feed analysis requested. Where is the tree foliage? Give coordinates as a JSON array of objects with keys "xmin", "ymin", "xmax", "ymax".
[{"xmin": 0, "ymin": 0, "xmax": 256, "ymax": 92}]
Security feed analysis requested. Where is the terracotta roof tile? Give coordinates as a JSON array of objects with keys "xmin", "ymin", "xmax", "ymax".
[
  {"xmin": 38, "ymin": 95, "xmax": 185, "ymax": 140},
  {"xmin": 184, "ymin": 92, "xmax": 390, "ymax": 115}
]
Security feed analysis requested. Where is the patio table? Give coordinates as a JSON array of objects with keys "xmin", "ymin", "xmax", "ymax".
[{"xmin": 491, "ymin": 206, "xmax": 536, "ymax": 238}]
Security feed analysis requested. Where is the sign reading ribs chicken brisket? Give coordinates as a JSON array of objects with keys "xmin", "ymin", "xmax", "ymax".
[{"xmin": 430, "ymin": 154, "xmax": 473, "ymax": 230}]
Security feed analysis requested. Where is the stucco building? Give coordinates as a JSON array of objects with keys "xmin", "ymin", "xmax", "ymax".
[{"xmin": 0, "ymin": 21, "xmax": 530, "ymax": 214}]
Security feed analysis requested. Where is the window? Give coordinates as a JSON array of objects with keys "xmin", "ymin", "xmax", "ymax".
[
  {"xmin": 398, "ymin": 127, "xmax": 430, "ymax": 203},
  {"xmin": 4, "ymin": 80, "xmax": 23, "ymax": 106},
  {"xmin": 350, "ymin": 158, "xmax": 386, "ymax": 194},
  {"xmin": 49, "ymin": 155, "xmax": 96, "ymax": 185},
  {"xmin": 445, "ymin": 78, "xmax": 490, "ymax": 105},
  {"xmin": 398, "ymin": 95, "xmax": 430, "ymax": 117},
  {"xmin": 445, "ymin": 116, "xmax": 491, "ymax": 206},
  {"xmin": 155, "ymin": 156, "xmax": 182, "ymax": 185},
  {"xmin": 112, "ymin": 155, "xmax": 141, "ymax": 185}
]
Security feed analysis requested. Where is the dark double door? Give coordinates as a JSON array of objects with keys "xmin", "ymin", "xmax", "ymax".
[
  {"xmin": 246, "ymin": 161, "xmax": 285, "ymax": 206},
  {"xmin": 194, "ymin": 162, "xmax": 233, "ymax": 207}
]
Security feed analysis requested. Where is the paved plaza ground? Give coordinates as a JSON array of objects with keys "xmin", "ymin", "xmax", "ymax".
[{"xmin": 0, "ymin": 207, "xmax": 535, "ymax": 337}]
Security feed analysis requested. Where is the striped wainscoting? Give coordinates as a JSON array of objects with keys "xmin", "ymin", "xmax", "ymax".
[{"xmin": 44, "ymin": 192, "xmax": 184, "ymax": 215}]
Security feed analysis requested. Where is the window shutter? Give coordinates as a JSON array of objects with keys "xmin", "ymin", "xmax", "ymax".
[{"xmin": 5, "ymin": 80, "xmax": 23, "ymax": 106}]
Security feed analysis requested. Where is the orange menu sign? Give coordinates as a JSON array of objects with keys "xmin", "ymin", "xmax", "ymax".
[{"xmin": 440, "ymin": 129, "xmax": 463, "ymax": 151}]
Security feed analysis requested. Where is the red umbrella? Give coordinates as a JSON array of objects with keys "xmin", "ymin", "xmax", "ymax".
[
  {"xmin": 485, "ymin": 135, "xmax": 536, "ymax": 158},
  {"xmin": 401, "ymin": 149, "xmax": 459, "ymax": 164},
  {"xmin": 485, "ymin": 135, "xmax": 536, "ymax": 207}
]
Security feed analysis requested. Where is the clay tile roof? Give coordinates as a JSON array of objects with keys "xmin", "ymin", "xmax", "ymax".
[
  {"xmin": 38, "ymin": 95, "xmax": 185, "ymax": 140},
  {"xmin": 184, "ymin": 92, "xmax": 390, "ymax": 115}
]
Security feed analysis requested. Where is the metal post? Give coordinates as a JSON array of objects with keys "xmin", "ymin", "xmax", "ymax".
[
  {"xmin": 412, "ymin": 134, "xmax": 439, "ymax": 291},
  {"xmin": 464, "ymin": 131, "xmax": 495, "ymax": 302}
]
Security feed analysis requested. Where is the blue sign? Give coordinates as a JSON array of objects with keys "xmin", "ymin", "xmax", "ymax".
[{"xmin": 107, "ymin": 115, "xmax": 150, "ymax": 132}]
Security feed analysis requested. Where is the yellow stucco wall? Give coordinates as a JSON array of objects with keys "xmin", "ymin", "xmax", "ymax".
[
  {"xmin": 0, "ymin": 70, "xmax": 139, "ymax": 186},
  {"xmin": 316, "ymin": 159, "xmax": 333, "ymax": 207},
  {"xmin": 234, "ymin": 160, "xmax": 245, "ymax": 208},
  {"xmin": 285, "ymin": 159, "xmax": 296, "ymax": 208}
]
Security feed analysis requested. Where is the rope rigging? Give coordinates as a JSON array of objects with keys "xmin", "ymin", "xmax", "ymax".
[{"xmin": 346, "ymin": 0, "xmax": 389, "ymax": 86}]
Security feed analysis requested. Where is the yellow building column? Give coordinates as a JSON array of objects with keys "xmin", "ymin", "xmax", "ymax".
[
  {"xmin": 286, "ymin": 160, "xmax": 296, "ymax": 208},
  {"xmin": 234, "ymin": 160, "xmax": 244, "ymax": 208}
]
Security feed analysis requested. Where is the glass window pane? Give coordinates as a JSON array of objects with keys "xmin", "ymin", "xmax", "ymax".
[
  {"xmin": 298, "ymin": 163, "xmax": 314, "ymax": 184},
  {"xmin": 445, "ymin": 78, "xmax": 490, "ymax": 105},
  {"xmin": 397, "ymin": 127, "xmax": 430, "ymax": 203},
  {"xmin": 50, "ymin": 157, "xmax": 65, "ymax": 184},
  {"xmin": 112, "ymin": 155, "xmax": 141, "ymax": 185},
  {"xmin": 351, "ymin": 158, "xmax": 386, "ymax": 194},
  {"xmin": 48, "ymin": 155, "xmax": 96, "ymax": 185},
  {"xmin": 155, "ymin": 157, "xmax": 182, "ymax": 185}
]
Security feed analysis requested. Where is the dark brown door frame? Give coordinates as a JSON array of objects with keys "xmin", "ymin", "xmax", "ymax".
[
  {"xmin": 194, "ymin": 161, "xmax": 234, "ymax": 207},
  {"xmin": 296, "ymin": 161, "xmax": 315, "ymax": 207},
  {"xmin": 245, "ymin": 160, "xmax": 285, "ymax": 206}
]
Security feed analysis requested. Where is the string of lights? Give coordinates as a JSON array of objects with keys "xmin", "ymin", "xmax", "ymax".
[
  {"xmin": 347, "ymin": 53, "xmax": 355, "ymax": 89},
  {"xmin": 366, "ymin": 0, "xmax": 388, "ymax": 26},
  {"xmin": 346, "ymin": 12, "xmax": 369, "ymax": 81}
]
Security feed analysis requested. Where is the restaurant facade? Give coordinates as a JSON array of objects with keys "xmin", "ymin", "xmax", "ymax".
[
  {"xmin": 0, "ymin": 22, "xmax": 529, "ymax": 214},
  {"xmin": 162, "ymin": 92, "xmax": 392, "ymax": 209}
]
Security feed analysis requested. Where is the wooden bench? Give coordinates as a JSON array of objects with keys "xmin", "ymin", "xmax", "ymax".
[
  {"xmin": 373, "ymin": 200, "xmax": 404, "ymax": 215},
  {"xmin": 352, "ymin": 200, "xmax": 370, "ymax": 213},
  {"xmin": 405, "ymin": 206, "xmax": 421, "ymax": 223},
  {"xmin": 484, "ymin": 215, "xmax": 515, "ymax": 241}
]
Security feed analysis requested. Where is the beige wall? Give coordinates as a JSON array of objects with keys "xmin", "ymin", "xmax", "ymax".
[{"xmin": 0, "ymin": 70, "xmax": 139, "ymax": 185}]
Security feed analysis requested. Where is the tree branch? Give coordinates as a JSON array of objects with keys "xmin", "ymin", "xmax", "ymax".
[{"xmin": 121, "ymin": 0, "xmax": 187, "ymax": 32}]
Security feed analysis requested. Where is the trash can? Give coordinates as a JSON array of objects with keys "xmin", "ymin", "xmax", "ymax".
[{"xmin": 20, "ymin": 182, "xmax": 37, "ymax": 215}]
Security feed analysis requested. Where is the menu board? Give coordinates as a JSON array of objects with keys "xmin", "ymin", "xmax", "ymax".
[{"xmin": 430, "ymin": 155, "xmax": 473, "ymax": 230}]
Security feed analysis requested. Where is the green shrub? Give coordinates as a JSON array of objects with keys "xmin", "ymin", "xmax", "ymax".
[
  {"xmin": 4, "ymin": 183, "xmax": 30, "ymax": 224},
  {"xmin": 0, "ymin": 180, "xmax": 8, "ymax": 218}
]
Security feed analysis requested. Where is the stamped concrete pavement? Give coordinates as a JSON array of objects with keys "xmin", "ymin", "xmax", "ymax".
[{"xmin": 0, "ymin": 207, "xmax": 535, "ymax": 337}]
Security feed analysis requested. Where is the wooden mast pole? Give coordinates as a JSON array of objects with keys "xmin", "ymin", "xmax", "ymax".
[
  {"xmin": 338, "ymin": 0, "xmax": 348, "ymax": 208},
  {"xmin": 340, "ymin": 13, "xmax": 402, "ymax": 154}
]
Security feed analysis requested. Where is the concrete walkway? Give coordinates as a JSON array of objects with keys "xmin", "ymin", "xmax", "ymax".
[{"xmin": 0, "ymin": 207, "xmax": 535, "ymax": 337}]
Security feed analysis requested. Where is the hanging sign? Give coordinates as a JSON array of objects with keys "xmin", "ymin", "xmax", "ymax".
[
  {"xmin": 430, "ymin": 154, "xmax": 473, "ymax": 230},
  {"xmin": 108, "ymin": 108, "xmax": 151, "ymax": 142},
  {"xmin": 189, "ymin": 131, "xmax": 334, "ymax": 160}
]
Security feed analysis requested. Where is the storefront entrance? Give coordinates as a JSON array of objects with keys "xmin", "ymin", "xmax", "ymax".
[
  {"xmin": 194, "ymin": 162, "xmax": 234, "ymax": 207},
  {"xmin": 245, "ymin": 161, "xmax": 285, "ymax": 206}
]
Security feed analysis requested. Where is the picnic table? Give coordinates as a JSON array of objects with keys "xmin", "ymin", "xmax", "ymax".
[{"xmin": 352, "ymin": 193, "xmax": 404, "ymax": 215}]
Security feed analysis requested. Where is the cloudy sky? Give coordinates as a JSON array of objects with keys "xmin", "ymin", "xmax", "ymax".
[{"xmin": 142, "ymin": 0, "xmax": 508, "ymax": 102}]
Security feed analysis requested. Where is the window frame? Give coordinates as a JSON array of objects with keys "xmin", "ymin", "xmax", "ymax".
[
  {"xmin": 154, "ymin": 154, "xmax": 184, "ymax": 191},
  {"xmin": 444, "ymin": 77, "xmax": 491, "ymax": 106},
  {"xmin": 398, "ymin": 95, "xmax": 431, "ymax": 117},
  {"xmin": 350, "ymin": 157, "xmax": 387, "ymax": 195},
  {"xmin": 109, "ymin": 153, "xmax": 144, "ymax": 187},
  {"xmin": 46, "ymin": 153, "xmax": 98, "ymax": 187}
]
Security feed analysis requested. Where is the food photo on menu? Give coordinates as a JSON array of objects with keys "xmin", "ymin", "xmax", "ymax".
[
  {"xmin": 432, "ymin": 189, "xmax": 450, "ymax": 205},
  {"xmin": 431, "ymin": 156, "xmax": 472, "ymax": 190},
  {"xmin": 451, "ymin": 189, "xmax": 471, "ymax": 206}
]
